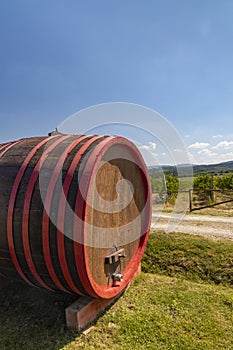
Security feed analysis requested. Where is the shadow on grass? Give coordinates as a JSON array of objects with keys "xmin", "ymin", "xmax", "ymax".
[{"xmin": 0, "ymin": 280, "xmax": 82, "ymax": 350}]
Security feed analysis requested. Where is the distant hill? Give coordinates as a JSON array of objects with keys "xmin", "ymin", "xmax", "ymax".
[
  {"xmin": 148, "ymin": 161, "xmax": 233, "ymax": 177},
  {"xmin": 192, "ymin": 161, "xmax": 233, "ymax": 175}
]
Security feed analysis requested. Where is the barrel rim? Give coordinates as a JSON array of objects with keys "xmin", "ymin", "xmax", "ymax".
[{"xmin": 77, "ymin": 135, "xmax": 152, "ymax": 299}]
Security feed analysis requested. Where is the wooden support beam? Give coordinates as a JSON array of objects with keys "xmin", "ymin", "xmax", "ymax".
[
  {"xmin": 66, "ymin": 262, "xmax": 141, "ymax": 330},
  {"xmin": 65, "ymin": 296, "xmax": 117, "ymax": 330}
]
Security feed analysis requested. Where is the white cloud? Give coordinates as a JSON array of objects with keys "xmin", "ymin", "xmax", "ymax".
[
  {"xmin": 186, "ymin": 138, "xmax": 233, "ymax": 164},
  {"xmin": 198, "ymin": 149, "xmax": 217, "ymax": 157},
  {"xmin": 149, "ymin": 142, "xmax": 157, "ymax": 150},
  {"xmin": 218, "ymin": 152, "xmax": 233, "ymax": 161},
  {"xmin": 138, "ymin": 142, "xmax": 158, "ymax": 166},
  {"xmin": 188, "ymin": 142, "xmax": 210, "ymax": 149},
  {"xmin": 212, "ymin": 134, "xmax": 223, "ymax": 139},
  {"xmin": 212, "ymin": 141, "xmax": 233, "ymax": 150},
  {"xmin": 139, "ymin": 142, "xmax": 157, "ymax": 151}
]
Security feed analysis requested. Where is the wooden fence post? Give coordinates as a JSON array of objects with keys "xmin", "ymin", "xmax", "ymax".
[{"xmin": 189, "ymin": 189, "xmax": 193, "ymax": 212}]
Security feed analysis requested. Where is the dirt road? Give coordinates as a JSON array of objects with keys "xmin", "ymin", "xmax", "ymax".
[{"xmin": 151, "ymin": 212, "xmax": 233, "ymax": 240}]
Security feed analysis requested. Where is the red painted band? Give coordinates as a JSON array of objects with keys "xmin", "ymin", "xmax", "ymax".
[
  {"xmin": 42, "ymin": 135, "xmax": 93, "ymax": 294},
  {"xmin": 0, "ymin": 143, "xmax": 10, "ymax": 153},
  {"xmin": 0, "ymin": 139, "xmax": 24, "ymax": 159},
  {"xmin": 22, "ymin": 135, "xmax": 71, "ymax": 292},
  {"xmin": 73, "ymin": 137, "xmax": 113, "ymax": 298},
  {"xmin": 57, "ymin": 135, "xmax": 101, "ymax": 295},
  {"xmin": 7, "ymin": 137, "xmax": 57, "ymax": 287}
]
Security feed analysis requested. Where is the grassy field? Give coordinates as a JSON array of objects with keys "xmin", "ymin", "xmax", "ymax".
[
  {"xmin": 142, "ymin": 231, "xmax": 233, "ymax": 286},
  {"xmin": 0, "ymin": 232, "xmax": 233, "ymax": 350}
]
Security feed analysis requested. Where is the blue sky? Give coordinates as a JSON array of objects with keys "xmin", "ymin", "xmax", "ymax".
[{"xmin": 1, "ymin": 0, "xmax": 233, "ymax": 164}]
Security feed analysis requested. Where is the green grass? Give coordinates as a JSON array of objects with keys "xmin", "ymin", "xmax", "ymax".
[
  {"xmin": 0, "ymin": 232, "xmax": 233, "ymax": 349},
  {"xmin": 63, "ymin": 274, "xmax": 233, "ymax": 350},
  {"xmin": 142, "ymin": 231, "xmax": 233, "ymax": 287}
]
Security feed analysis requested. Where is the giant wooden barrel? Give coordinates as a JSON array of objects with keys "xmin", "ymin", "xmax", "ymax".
[{"xmin": 0, "ymin": 134, "xmax": 151, "ymax": 299}]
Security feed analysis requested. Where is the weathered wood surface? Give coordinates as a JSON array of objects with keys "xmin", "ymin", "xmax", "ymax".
[{"xmin": 0, "ymin": 135, "xmax": 151, "ymax": 299}]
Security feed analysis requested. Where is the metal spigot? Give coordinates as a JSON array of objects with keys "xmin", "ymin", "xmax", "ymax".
[{"xmin": 112, "ymin": 273, "xmax": 123, "ymax": 282}]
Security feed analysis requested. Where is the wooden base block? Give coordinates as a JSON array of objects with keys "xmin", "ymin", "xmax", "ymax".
[
  {"xmin": 65, "ymin": 263, "xmax": 141, "ymax": 330},
  {"xmin": 65, "ymin": 296, "xmax": 117, "ymax": 330}
]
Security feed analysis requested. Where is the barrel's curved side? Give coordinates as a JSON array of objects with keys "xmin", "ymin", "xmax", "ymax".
[
  {"xmin": 0, "ymin": 142, "xmax": 12, "ymax": 153},
  {"xmin": 42, "ymin": 135, "xmax": 89, "ymax": 295},
  {"xmin": 55, "ymin": 135, "xmax": 102, "ymax": 295},
  {"xmin": 3, "ymin": 136, "xmax": 76, "ymax": 291},
  {"xmin": 21, "ymin": 135, "xmax": 73, "ymax": 292},
  {"xmin": 0, "ymin": 138, "xmax": 45, "ymax": 282},
  {"xmin": 0, "ymin": 139, "xmax": 24, "ymax": 158},
  {"xmin": 1, "ymin": 135, "xmax": 111, "ymax": 295},
  {"xmin": 7, "ymin": 136, "xmax": 55, "ymax": 288},
  {"xmin": 0, "ymin": 139, "xmax": 27, "ymax": 280}
]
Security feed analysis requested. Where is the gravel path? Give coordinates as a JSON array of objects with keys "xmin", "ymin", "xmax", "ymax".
[{"xmin": 151, "ymin": 212, "xmax": 233, "ymax": 240}]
